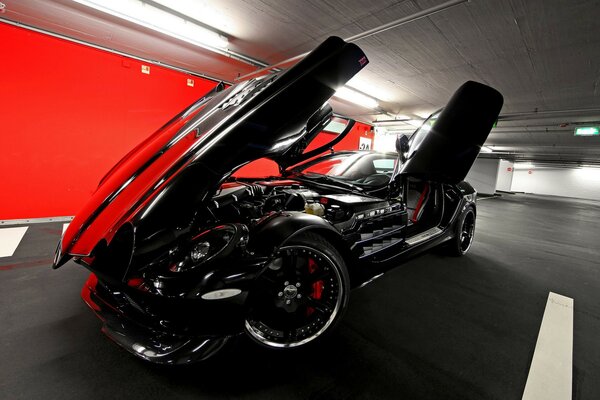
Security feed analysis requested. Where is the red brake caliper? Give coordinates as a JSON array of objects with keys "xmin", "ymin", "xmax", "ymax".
[{"xmin": 307, "ymin": 258, "xmax": 324, "ymax": 317}]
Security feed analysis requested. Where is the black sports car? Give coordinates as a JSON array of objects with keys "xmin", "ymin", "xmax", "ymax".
[{"xmin": 53, "ymin": 36, "xmax": 503, "ymax": 364}]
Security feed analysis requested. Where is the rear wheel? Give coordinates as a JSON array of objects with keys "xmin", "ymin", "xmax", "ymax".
[
  {"xmin": 448, "ymin": 205, "xmax": 476, "ymax": 256},
  {"xmin": 244, "ymin": 232, "xmax": 350, "ymax": 348}
]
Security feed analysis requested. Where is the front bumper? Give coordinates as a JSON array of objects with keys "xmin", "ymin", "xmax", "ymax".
[{"xmin": 81, "ymin": 274, "xmax": 235, "ymax": 365}]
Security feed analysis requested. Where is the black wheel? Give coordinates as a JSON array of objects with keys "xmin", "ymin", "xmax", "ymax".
[
  {"xmin": 448, "ymin": 205, "xmax": 476, "ymax": 256},
  {"xmin": 244, "ymin": 232, "xmax": 350, "ymax": 349}
]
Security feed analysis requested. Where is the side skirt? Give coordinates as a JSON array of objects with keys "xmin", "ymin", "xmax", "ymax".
[{"xmin": 405, "ymin": 227, "xmax": 443, "ymax": 246}]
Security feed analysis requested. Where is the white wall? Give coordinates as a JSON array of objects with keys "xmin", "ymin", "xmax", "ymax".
[
  {"xmin": 496, "ymin": 159, "xmax": 514, "ymax": 192},
  {"xmin": 373, "ymin": 131, "xmax": 397, "ymax": 152},
  {"xmin": 465, "ymin": 158, "xmax": 500, "ymax": 195},
  {"xmin": 511, "ymin": 166, "xmax": 600, "ymax": 200}
]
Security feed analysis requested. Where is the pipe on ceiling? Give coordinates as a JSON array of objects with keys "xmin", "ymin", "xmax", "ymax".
[
  {"xmin": 374, "ymin": 108, "xmax": 600, "ymax": 128},
  {"xmin": 0, "ymin": 17, "xmax": 230, "ymax": 84},
  {"xmin": 498, "ymin": 108, "xmax": 600, "ymax": 121},
  {"xmin": 235, "ymin": 0, "xmax": 469, "ymax": 81},
  {"xmin": 0, "ymin": 0, "xmax": 271, "ymax": 78},
  {"xmin": 141, "ymin": 0, "xmax": 270, "ymax": 70},
  {"xmin": 489, "ymin": 129, "xmax": 599, "ymax": 134},
  {"xmin": 344, "ymin": 0, "xmax": 469, "ymax": 42},
  {"xmin": 478, "ymin": 153, "xmax": 600, "ymax": 165},
  {"xmin": 477, "ymin": 154, "xmax": 600, "ymax": 167}
]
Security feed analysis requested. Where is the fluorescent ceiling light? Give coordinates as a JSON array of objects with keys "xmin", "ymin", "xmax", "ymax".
[
  {"xmin": 153, "ymin": 0, "xmax": 235, "ymax": 35},
  {"xmin": 72, "ymin": 0, "xmax": 228, "ymax": 50},
  {"xmin": 334, "ymin": 87, "xmax": 378, "ymax": 109},
  {"xmin": 514, "ymin": 162, "xmax": 535, "ymax": 169},
  {"xmin": 575, "ymin": 166, "xmax": 600, "ymax": 180},
  {"xmin": 480, "ymin": 146, "xmax": 493, "ymax": 153},
  {"xmin": 345, "ymin": 78, "xmax": 393, "ymax": 102},
  {"xmin": 415, "ymin": 111, "xmax": 434, "ymax": 119}
]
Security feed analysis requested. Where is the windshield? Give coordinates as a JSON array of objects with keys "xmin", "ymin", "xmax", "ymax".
[
  {"xmin": 407, "ymin": 109, "xmax": 442, "ymax": 158},
  {"xmin": 295, "ymin": 152, "xmax": 397, "ymax": 187}
]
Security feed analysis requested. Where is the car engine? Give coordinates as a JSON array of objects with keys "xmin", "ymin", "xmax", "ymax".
[{"xmin": 209, "ymin": 179, "xmax": 397, "ymax": 230}]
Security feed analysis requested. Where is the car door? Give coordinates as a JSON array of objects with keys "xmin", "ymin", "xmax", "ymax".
[{"xmin": 397, "ymin": 81, "xmax": 503, "ymax": 184}]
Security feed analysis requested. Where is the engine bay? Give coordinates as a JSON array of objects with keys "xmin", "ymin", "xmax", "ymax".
[{"xmin": 209, "ymin": 179, "xmax": 399, "ymax": 230}]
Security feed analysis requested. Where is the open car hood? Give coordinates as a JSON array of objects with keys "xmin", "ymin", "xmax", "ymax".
[{"xmin": 54, "ymin": 36, "xmax": 368, "ymax": 267}]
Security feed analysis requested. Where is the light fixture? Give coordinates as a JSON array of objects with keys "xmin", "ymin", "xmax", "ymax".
[
  {"xmin": 514, "ymin": 162, "xmax": 535, "ymax": 169},
  {"xmin": 323, "ymin": 120, "xmax": 348, "ymax": 134},
  {"xmin": 574, "ymin": 166, "xmax": 600, "ymax": 180},
  {"xmin": 574, "ymin": 126, "xmax": 599, "ymax": 136},
  {"xmin": 415, "ymin": 111, "xmax": 434, "ymax": 119},
  {"xmin": 72, "ymin": 0, "xmax": 229, "ymax": 50},
  {"xmin": 345, "ymin": 78, "xmax": 394, "ymax": 102},
  {"xmin": 480, "ymin": 146, "xmax": 494, "ymax": 153},
  {"xmin": 334, "ymin": 87, "xmax": 379, "ymax": 109}
]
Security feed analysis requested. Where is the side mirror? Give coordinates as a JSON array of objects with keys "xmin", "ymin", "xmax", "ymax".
[{"xmin": 396, "ymin": 134, "xmax": 409, "ymax": 162}]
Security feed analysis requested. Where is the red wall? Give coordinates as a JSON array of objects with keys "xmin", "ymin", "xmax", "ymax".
[
  {"xmin": 0, "ymin": 23, "xmax": 373, "ymax": 219},
  {"xmin": 0, "ymin": 23, "xmax": 218, "ymax": 220}
]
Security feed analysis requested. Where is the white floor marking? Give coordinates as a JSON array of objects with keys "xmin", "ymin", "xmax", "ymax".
[
  {"xmin": 0, "ymin": 226, "xmax": 29, "ymax": 258},
  {"xmin": 62, "ymin": 223, "xmax": 69, "ymax": 235},
  {"xmin": 522, "ymin": 292, "xmax": 573, "ymax": 400}
]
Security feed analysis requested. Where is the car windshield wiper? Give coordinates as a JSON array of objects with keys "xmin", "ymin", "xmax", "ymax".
[{"xmin": 299, "ymin": 174, "xmax": 364, "ymax": 192}]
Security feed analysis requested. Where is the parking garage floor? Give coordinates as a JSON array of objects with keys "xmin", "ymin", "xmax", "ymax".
[{"xmin": 1, "ymin": 194, "xmax": 599, "ymax": 400}]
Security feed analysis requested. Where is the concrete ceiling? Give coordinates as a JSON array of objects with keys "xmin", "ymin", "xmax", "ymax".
[{"xmin": 2, "ymin": 0, "xmax": 600, "ymax": 165}]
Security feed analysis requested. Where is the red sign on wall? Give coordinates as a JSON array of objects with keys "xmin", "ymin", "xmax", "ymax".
[{"xmin": 507, "ymin": 167, "xmax": 512, "ymax": 172}]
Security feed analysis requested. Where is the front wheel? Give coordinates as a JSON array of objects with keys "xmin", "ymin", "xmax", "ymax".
[
  {"xmin": 448, "ymin": 205, "xmax": 476, "ymax": 256},
  {"xmin": 244, "ymin": 232, "xmax": 350, "ymax": 349}
]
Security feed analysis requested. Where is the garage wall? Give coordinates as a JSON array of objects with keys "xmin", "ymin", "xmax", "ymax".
[
  {"xmin": 465, "ymin": 158, "xmax": 500, "ymax": 195},
  {"xmin": 0, "ymin": 23, "xmax": 220, "ymax": 220},
  {"xmin": 496, "ymin": 159, "xmax": 514, "ymax": 192},
  {"xmin": 511, "ymin": 167, "xmax": 600, "ymax": 200},
  {"xmin": 0, "ymin": 23, "xmax": 373, "ymax": 220},
  {"xmin": 373, "ymin": 131, "xmax": 397, "ymax": 152}
]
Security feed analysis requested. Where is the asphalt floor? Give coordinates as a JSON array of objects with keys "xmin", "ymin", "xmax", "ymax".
[{"xmin": 0, "ymin": 193, "xmax": 598, "ymax": 399}]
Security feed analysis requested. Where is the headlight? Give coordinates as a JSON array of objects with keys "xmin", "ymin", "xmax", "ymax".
[
  {"xmin": 191, "ymin": 241, "xmax": 211, "ymax": 262},
  {"xmin": 169, "ymin": 224, "xmax": 243, "ymax": 273}
]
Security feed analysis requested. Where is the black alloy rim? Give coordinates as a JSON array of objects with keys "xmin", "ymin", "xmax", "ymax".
[
  {"xmin": 245, "ymin": 245, "xmax": 343, "ymax": 347},
  {"xmin": 460, "ymin": 211, "xmax": 475, "ymax": 252}
]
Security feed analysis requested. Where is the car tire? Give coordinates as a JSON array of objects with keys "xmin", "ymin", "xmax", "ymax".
[
  {"xmin": 448, "ymin": 205, "xmax": 476, "ymax": 256},
  {"xmin": 244, "ymin": 232, "xmax": 350, "ymax": 349}
]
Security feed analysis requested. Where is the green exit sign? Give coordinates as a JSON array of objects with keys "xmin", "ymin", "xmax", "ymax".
[{"xmin": 574, "ymin": 126, "xmax": 600, "ymax": 136}]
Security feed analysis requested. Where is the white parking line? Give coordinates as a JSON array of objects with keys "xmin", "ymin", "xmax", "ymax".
[
  {"xmin": 0, "ymin": 226, "xmax": 29, "ymax": 258},
  {"xmin": 522, "ymin": 292, "xmax": 573, "ymax": 400}
]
